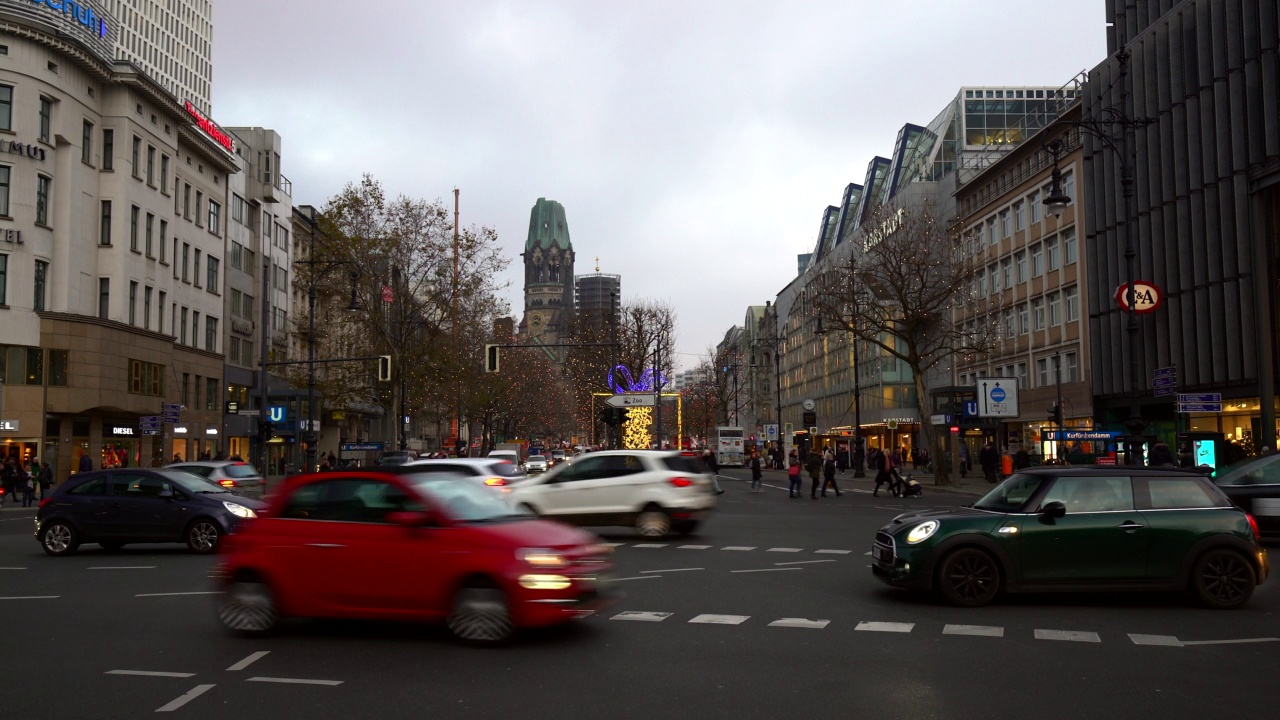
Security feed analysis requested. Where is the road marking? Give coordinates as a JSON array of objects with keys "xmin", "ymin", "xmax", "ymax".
[
  {"xmin": 0, "ymin": 595, "xmax": 60, "ymax": 600},
  {"xmin": 156, "ymin": 684, "xmax": 216, "ymax": 712},
  {"xmin": 1035, "ymin": 629, "xmax": 1101, "ymax": 643},
  {"xmin": 944, "ymin": 624, "xmax": 1004, "ymax": 637},
  {"xmin": 814, "ymin": 549, "xmax": 851, "ymax": 555},
  {"xmin": 774, "ymin": 559, "xmax": 836, "ymax": 566},
  {"xmin": 612, "ymin": 576, "xmax": 663, "ymax": 582},
  {"xmin": 864, "ymin": 551, "xmax": 873, "ymax": 556},
  {"xmin": 0, "ymin": 516, "xmax": 37, "ymax": 522},
  {"xmin": 611, "ymin": 611, "xmax": 671, "ymax": 622},
  {"xmin": 136, "ymin": 591, "xmax": 224, "ymax": 598},
  {"xmin": 689, "ymin": 614, "xmax": 749, "ymax": 625},
  {"xmin": 1181, "ymin": 637, "xmax": 1280, "ymax": 646},
  {"xmin": 640, "ymin": 567, "xmax": 703, "ymax": 573},
  {"xmin": 247, "ymin": 677, "xmax": 343, "ymax": 686},
  {"xmin": 769, "ymin": 618, "xmax": 830, "ymax": 629},
  {"xmin": 0, "ymin": 567, "xmax": 28, "ymax": 570},
  {"xmin": 678, "ymin": 545, "xmax": 711, "ymax": 550},
  {"xmin": 1128, "ymin": 634, "xmax": 1183, "ymax": 647},
  {"xmin": 106, "ymin": 670, "xmax": 196, "ymax": 678},
  {"xmin": 569, "ymin": 610, "xmax": 595, "ymax": 618},
  {"xmin": 721, "ymin": 546, "xmax": 757, "ymax": 551},
  {"xmin": 603, "ymin": 542, "xmax": 626, "ymax": 547},
  {"xmin": 632, "ymin": 543, "xmax": 668, "ymax": 549},
  {"xmin": 730, "ymin": 567, "xmax": 802, "ymax": 573},
  {"xmin": 856, "ymin": 621, "xmax": 915, "ymax": 633},
  {"xmin": 766, "ymin": 547, "xmax": 803, "ymax": 553},
  {"xmin": 88, "ymin": 566, "xmax": 156, "ymax": 570},
  {"xmin": 226, "ymin": 651, "xmax": 271, "ymax": 672}
]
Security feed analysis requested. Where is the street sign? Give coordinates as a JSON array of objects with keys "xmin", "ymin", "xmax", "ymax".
[
  {"xmin": 1115, "ymin": 281, "xmax": 1163, "ymax": 313},
  {"xmin": 1179, "ymin": 402, "xmax": 1223, "ymax": 413},
  {"xmin": 929, "ymin": 414, "xmax": 951, "ymax": 425},
  {"xmin": 976, "ymin": 378, "xmax": 1019, "ymax": 418},
  {"xmin": 162, "ymin": 402, "xmax": 181, "ymax": 423},
  {"xmin": 140, "ymin": 416, "xmax": 161, "ymax": 436},
  {"xmin": 606, "ymin": 394, "xmax": 655, "ymax": 408},
  {"xmin": 1152, "ymin": 376, "xmax": 1176, "ymax": 388},
  {"xmin": 887, "ymin": 420, "xmax": 899, "ymax": 430},
  {"xmin": 1153, "ymin": 366, "xmax": 1176, "ymax": 379},
  {"xmin": 1178, "ymin": 393, "xmax": 1222, "ymax": 403},
  {"xmin": 764, "ymin": 424, "xmax": 778, "ymax": 440},
  {"xmin": 1043, "ymin": 430, "xmax": 1121, "ymax": 441},
  {"xmin": 802, "ymin": 411, "xmax": 817, "ymax": 428},
  {"xmin": 225, "ymin": 401, "xmax": 239, "ymax": 415},
  {"xmin": 963, "ymin": 402, "xmax": 978, "ymax": 417},
  {"xmin": 1154, "ymin": 386, "xmax": 1176, "ymax": 397},
  {"xmin": 341, "ymin": 442, "xmax": 384, "ymax": 452},
  {"xmin": 808, "ymin": 426, "xmax": 818, "ymax": 436},
  {"xmin": 239, "ymin": 409, "xmax": 260, "ymax": 417}
]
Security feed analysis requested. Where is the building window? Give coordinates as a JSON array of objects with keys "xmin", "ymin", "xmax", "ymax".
[
  {"xmin": 208, "ymin": 201, "xmax": 220, "ymax": 234},
  {"xmin": 1001, "ymin": 258, "xmax": 1012, "ymax": 290},
  {"xmin": 1037, "ymin": 357, "xmax": 1049, "ymax": 387},
  {"xmin": 1065, "ymin": 286, "xmax": 1080, "ymax": 322},
  {"xmin": 130, "ymin": 205, "xmax": 139, "ymax": 251},
  {"xmin": 145, "ymin": 213, "xmax": 154, "ymax": 257},
  {"xmin": 1049, "ymin": 291, "xmax": 1062, "ymax": 326},
  {"xmin": 987, "ymin": 218, "xmax": 997, "ymax": 245},
  {"xmin": 999, "ymin": 210, "xmax": 1010, "ymax": 238},
  {"xmin": 48, "ymin": 349, "xmax": 67, "ymax": 387},
  {"xmin": 1017, "ymin": 362, "xmax": 1028, "ymax": 389},
  {"xmin": 143, "ymin": 286, "xmax": 151, "ymax": 330},
  {"xmin": 180, "ymin": 307, "xmax": 188, "ymax": 344},
  {"xmin": 205, "ymin": 316, "xmax": 217, "ymax": 352},
  {"xmin": 192, "ymin": 311, "xmax": 200, "ymax": 346},
  {"xmin": 230, "ymin": 242, "xmax": 242, "ymax": 270},
  {"xmin": 195, "ymin": 191, "xmax": 203, "ymax": 226},
  {"xmin": 100, "ymin": 201, "xmax": 111, "ymax": 245},
  {"xmin": 180, "ymin": 372, "xmax": 190, "ymax": 406},
  {"xmin": 0, "ymin": 165, "xmax": 10, "ymax": 216},
  {"xmin": 1030, "ymin": 190, "xmax": 1041, "ymax": 222},
  {"xmin": 183, "ymin": 183, "xmax": 190, "ymax": 218},
  {"xmin": 160, "ymin": 155, "xmax": 169, "ymax": 194},
  {"xmin": 193, "ymin": 249, "xmax": 202, "ymax": 288},
  {"xmin": 1031, "ymin": 244, "xmax": 1044, "ymax": 277},
  {"xmin": 160, "ymin": 220, "xmax": 168, "ymax": 262},
  {"xmin": 1063, "ymin": 227, "xmax": 1077, "ymax": 264},
  {"xmin": 1047, "ymin": 238, "xmax": 1060, "ymax": 271},
  {"xmin": 35, "ymin": 175, "xmax": 50, "ymax": 225},
  {"xmin": 146, "ymin": 146, "xmax": 155, "ymax": 185},
  {"xmin": 205, "ymin": 377, "xmax": 218, "ymax": 411},
  {"xmin": 229, "ymin": 336, "xmax": 240, "ymax": 366},
  {"xmin": 158, "ymin": 291, "xmax": 165, "ymax": 333},
  {"xmin": 182, "ymin": 243, "xmax": 189, "ymax": 282},
  {"xmin": 206, "ymin": 257, "xmax": 219, "ymax": 292},
  {"xmin": 1062, "ymin": 171, "xmax": 1075, "ymax": 202},
  {"xmin": 1064, "ymin": 352, "xmax": 1079, "ymax": 383},
  {"xmin": 1014, "ymin": 201, "xmax": 1025, "ymax": 231},
  {"xmin": 0, "ymin": 253, "xmax": 6, "ymax": 305},
  {"xmin": 102, "ymin": 129, "xmax": 113, "ymax": 170},
  {"xmin": 33, "ymin": 259, "xmax": 47, "ymax": 311},
  {"xmin": 38, "ymin": 97, "xmax": 51, "ymax": 143},
  {"xmin": 976, "ymin": 268, "xmax": 986, "ymax": 296},
  {"xmin": 0, "ymin": 85, "xmax": 12, "ymax": 130},
  {"xmin": 988, "ymin": 263, "xmax": 1000, "ymax": 293},
  {"xmin": 98, "ymin": 278, "xmax": 109, "ymax": 319},
  {"xmin": 1019, "ymin": 304, "xmax": 1029, "ymax": 334},
  {"xmin": 81, "ymin": 120, "xmax": 93, "ymax": 164},
  {"xmin": 131, "ymin": 136, "xmax": 141, "ymax": 177},
  {"xmin": 128, "ymin": 281, "xmax": 137, "ymax": 325},
  {"xmin": 232, "ymin": 194, "xmax": 245, "ymax": 224}
]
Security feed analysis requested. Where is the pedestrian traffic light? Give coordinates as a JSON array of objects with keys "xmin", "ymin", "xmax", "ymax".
[
  {"xmin": 257, "ymin": 419, "xmax": 275, "ymax": 442},
  {"xmin": 1047, "ymin": 403, "xmax": 1063, "ymax": 426},
  {"xmin": 485, "ymin": 344, "xmax": 500, "ymax": 373},
  {"xmin": 378, "ymin": 355, "xmax": 392, "ymax": 382}
]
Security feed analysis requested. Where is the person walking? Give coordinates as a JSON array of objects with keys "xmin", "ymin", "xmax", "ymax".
[
  {"xmin": 21, "ymin": 461, "xmax": 35, "ymax": 507},
  {"xmin": 1013, "ymin": 446, "xmax": 1031, "ymax": 471},
  {"xmin": 979, "ymin": 441, "xmax": 1000, "ymax": 483},
  {"xmin": 0, "ymin": 457, "xmax": 14, "ymax": 507},
  {"xmin": 822, "ymin": 446, "xmax": 841, "ymax": 497},
  {"xmin": 749, "ymin": 451, "xmax": 763, "ymax": 492},
  {"xmin": 1148, "ymin": 441, "xmax": 1176, "ymax": 467},
  {"xmin": 872, "ymin": 448, "xmax": 892, "ymax": 497},
  {"xmin": 702, "ymin": 449, "xmax": 725, "ymax": 495},
  {"xmin": 787, "ymin": 453, "xmax": 803, "ymax": 498},
  {"xmin": 38, "ymin": 461, "xmax": 52, "ymax": 500},
  {"xmin": 806, "ymin": 447, "xmax": 824, "ymax": 499}
]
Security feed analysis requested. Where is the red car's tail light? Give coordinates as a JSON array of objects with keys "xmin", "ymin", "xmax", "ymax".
[
  {"xmin": 484, "ymin": 477, "xmax": 507, "ymax": 487},
  {"xmin": 219, "ymin": 479, "xmax": 235, "ymax": 488},
  {"xmin": 669, "ymin": 477, "xmax": 693, "ymax": 488},
  {"xmin": 1247, "ymin": 513, "xmax": 1262, "ymax": 541}
]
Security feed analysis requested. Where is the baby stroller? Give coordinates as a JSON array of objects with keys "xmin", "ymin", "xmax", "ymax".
[{"xmin": 899, "ymin": 473, "xmax": 923, "ymax": 498}]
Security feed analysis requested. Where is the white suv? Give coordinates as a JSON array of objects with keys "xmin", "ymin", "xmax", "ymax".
[{"xmin": 506, "ymin": 450, "xmax": 716, "ymax": 537}]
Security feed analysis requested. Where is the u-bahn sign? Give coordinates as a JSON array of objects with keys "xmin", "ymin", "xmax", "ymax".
[{"xmin": 1115, "ymin": 281, "xmax": 1162, "ymax": 314}]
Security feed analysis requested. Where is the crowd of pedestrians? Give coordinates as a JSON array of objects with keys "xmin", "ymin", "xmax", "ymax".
[{"xmin": 0, "ymin": 456, "xmax": 53, "ymax": 507}]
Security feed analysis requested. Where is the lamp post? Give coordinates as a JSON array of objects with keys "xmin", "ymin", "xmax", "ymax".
[{"xmin": 1043, "ymin": 49, "xmax": 1151, "ymax": 464}]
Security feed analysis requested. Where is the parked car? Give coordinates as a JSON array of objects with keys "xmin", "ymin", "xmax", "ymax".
[
  {"xmin": 167, "ymin": 461, "xmax": 265, "ymax": 496},
  {"xmin": 35, "ymin": 468, "xmax": 268, "ymax": 556},
  {"xmin": 524, "ymin": 456, "xmax": 549, "ymax": 474},
  {"xmin": 403, "ymin": 458, "xmax": 526, "ymax": 492},
  {"xmin": 213, "ymin": 469, "xmax": 615, "ymax": 643},
  {"xmin": 506, "ymin": 450, "xmax": 717, "ymax": 537},
  {"xmin": 1212, "ymin": 453, "xmax": 1280, "ymax": 540},
  {"xmin": 872, "ymin": 467, "xmax": 1269, "ymax": 608},
  {"xmin": 376, "ymin": 450, "xmax": 419, "ymax": 466}
]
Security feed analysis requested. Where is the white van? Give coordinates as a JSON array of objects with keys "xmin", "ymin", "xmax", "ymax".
[{"xmin": 488, "ymin": 449, "xmax": 521, "ymax": 467}]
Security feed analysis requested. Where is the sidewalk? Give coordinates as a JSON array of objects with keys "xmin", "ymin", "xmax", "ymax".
[{"xmin": 724, "ymin": 467, "xmax": 991, "ymax": 497}]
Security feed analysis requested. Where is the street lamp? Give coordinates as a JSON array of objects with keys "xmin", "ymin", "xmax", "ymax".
[{"xmin": 1042, "ymin": 49, "xmax": 1152, "ymax": 464}]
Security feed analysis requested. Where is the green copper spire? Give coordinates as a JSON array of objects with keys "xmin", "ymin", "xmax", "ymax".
[{"xmin": 525, "ymin": 198, "xmax": 572, "ymax": 252}]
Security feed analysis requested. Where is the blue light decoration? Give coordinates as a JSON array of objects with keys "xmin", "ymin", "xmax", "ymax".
[{"xmin": 609, "ymin": 365, "xmax": 667, "ymax": 393}]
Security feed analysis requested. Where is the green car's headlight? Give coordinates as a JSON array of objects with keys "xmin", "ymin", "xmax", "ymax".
[{"xmin": 905, "ymin": 520, "xmax": 939, "ymax": 544}]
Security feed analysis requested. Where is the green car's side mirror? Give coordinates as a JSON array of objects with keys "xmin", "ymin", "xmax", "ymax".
[{"xmin": 1040, "ymin": 501, "xmax": 1066, "ymax": 519}]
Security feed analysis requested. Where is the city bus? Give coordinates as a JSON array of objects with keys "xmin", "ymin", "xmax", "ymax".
[{"xmin": 716, "ymin": 426, "xmax": 746, "ymax": 467}]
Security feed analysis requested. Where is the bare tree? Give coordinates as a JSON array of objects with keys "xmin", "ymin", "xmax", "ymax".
[{"xmin": 810, "ymin": 201, "xmax": 1000, "ymax": 483}]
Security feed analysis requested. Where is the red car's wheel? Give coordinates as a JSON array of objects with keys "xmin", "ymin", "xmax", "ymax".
[
  {"xmin": 447, "ymin": 584, "xmax": 513, "ymax": 645},
  {"xmin": 218, "ymin": 575, "xmax": 279, "ymax": 636}
]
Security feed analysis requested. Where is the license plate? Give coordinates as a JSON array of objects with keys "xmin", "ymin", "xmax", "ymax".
[{"xmin": 873, "ymin": 546, "xmax": 892, "ymax": 564}]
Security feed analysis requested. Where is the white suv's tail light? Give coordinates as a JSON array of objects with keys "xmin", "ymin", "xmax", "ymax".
[{"xmin": 669, "ymin": 477, "xmax": 693, "ymax": 488}]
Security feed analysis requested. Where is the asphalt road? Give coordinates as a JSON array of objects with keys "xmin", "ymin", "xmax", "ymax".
[{"xmin": 1, "ymin": 470, "xmax": 1277, "ymax": 720}]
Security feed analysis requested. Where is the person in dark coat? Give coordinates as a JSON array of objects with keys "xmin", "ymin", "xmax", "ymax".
[
  {"xmin": 702, "ymin": 449, "xmax": 725, "ymax": 495},
  {"xmin": 822, "ymin": 447, "xmax": 841, "ymax": 497},
  {"xmin": 749, "ymin": 451, "xmax": 763, "ymax": 492},
  {"xmin": 1148, "ymin": 442, "xmax": 1176, "ymax": 467},
  {"xmin": 805, "ymin": 449, "xmax": 824, "ymax": 499},
  {"xmin": 78, "ymin": 453, "xmax": 93, "ymax": 473},
  {"xmin": 1013, "ymin": 447, "xmax": 1031, "ymax": 470},
  {"xmin": 979, "ymin": 442, "xmax": 1000, "ymax": 483},
  {"xmin": 871, "ymin": 449, "xmax": 892, "ymax": 497}
]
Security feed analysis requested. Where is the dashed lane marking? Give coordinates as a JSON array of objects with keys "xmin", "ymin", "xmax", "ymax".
[
  {"xmin": 944, "ymin": 624, "xmax": 1004, "ymax": 637},
  {"xmin": 632, "ymin": 544, "xmax": 668, "ymax": 549},
  {"xmin": 640, "ymin": 567, "xmax": 703, "ymax": 573},
  {"xmin": 0, "ymin": 567, "xmax": 28, "ymax": 570},
  {"xmin": 1128, "ymin": 634, "xmax": 1183, "ymax": 647},
  {"xmin": 678, "ymin": 545, "xmax": 712, "ymax": 550},
  {"xmin": 226, "ymin": 651, "xmax": 271, "ymax": 672},
  {"xmin": 246, "ymin": 677, "xmax": 343, "ymax": 686},
  {"xmin": 603, "ymin": 542, "xmax": 626, "ymax": 547},
  {"xmin": 766, "ymin": 547, "xmax": 803, "ymax": 553},
  {"xmin": 773, "ymin": 560, "xmax": 836, "ymax": 566},
  {"xmin": 156, "ymin": 684, "xmax": 217, "ymax": 713},
  {"xmin": 721, "ymin": 546, "xmax": 757, "ymax": 551},
  {"xmin": 1181, "ymin": 637, "xmax": 1280, "ymax": 646},
  {"xmin": 856, "ymin": 621, "xmax": 915, "ymax": 633},
  {"xmin": 106, "ymin": 670, "xmax": 196, "ymax": 678},
  {"xmin": 730, "ymin": 567, "xmax": 802, "ymax": 573},
  {"xmin": 88, "ymin": 566, "xmax": 156, "ymax": 570},
  {"xmin": 0, "ymin": 595, "xmax": 59, "ymax": 600},
  {"xmin": 689, "ymin": 614, "xmax": 750, "ymax": 625},
  {"xmin": 136, "ymin": 591, "xmax": 223, "ymax": 598},
  {"xmin": 1035, "ymin": 629, "xmax": 1101, "ymax": 643},
  {"xmin": 612, "ymin": 576, "xmax": 663, "ymax": 582},
  {"xmin": 814, "ymin": 549, "xmax": 852, "ymax": 555},
  {"xmin": 611, "ymin": 611, "xmax": 672, "ymax": 622},
  {"xmin": 769, "ymin": 618, "xmax": 830, "ymax": 629}
]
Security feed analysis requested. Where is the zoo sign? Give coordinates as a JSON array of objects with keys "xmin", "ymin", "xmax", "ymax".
[{"xmin": 1115, "ymin": 281, "xmax": 1162, "ymax": 314}]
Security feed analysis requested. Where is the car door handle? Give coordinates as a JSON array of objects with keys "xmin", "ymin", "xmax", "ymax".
[
  {"xmin": 305, "ymin": 543, "xmax": 345, "ymax": 548},
  {"xmin": 1117, "ymin": 521, "xmax": 1144, "ymax": 530}
]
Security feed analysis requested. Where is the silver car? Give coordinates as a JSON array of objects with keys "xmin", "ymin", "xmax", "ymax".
[
  {"xmin": 403, "ymin": 458, "xmax": 527, "ymax": 492},
  {"xmin": 167, "ymin": 461, "xmax": 265, "ymax": 496},
  {"xmin": 525, "ymin": 455, "xmax": 549, "ymax": 474}
]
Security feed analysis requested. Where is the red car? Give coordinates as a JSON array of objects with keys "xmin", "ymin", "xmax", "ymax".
[{"xmin": 213, "ymin": 468, "xmax": 615, "ymax": 644}]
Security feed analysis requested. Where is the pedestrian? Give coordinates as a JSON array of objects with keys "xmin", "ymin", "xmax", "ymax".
[
  {"xmin": 327, "ymin": 451, "xmax": 337, "ymax": 468},
  {"xmin": 78, "ymin": 453, "xmax": 92, "ymax": 474},
  {"xmin": 872, "ymin": 448, "xmax": 894, "ymax": 497},
  {"xmin": 1148, "ymin": 441, "xmax": 1176, "ymax": 467},
  {"xmin": 787, "ymin": 454, "xmax": 803, "ymax": 498},
  {"xmin": 702, "ymin": 449, "xmax": 725, "ymax": 495},
  {"xmin": 21, "ymin": 461, "xmax": 35, "ymax": 507},
  {"xmin": 979, "ymin": 441, "xmax": 1000, "ymax": 483},
  {"xmin": 171, "ymin": 453, "xmax": 181, "ymax": 464},
  {"xmin": 749, "ymin": 451, "xmax": 763, "ymax": 492},
  {"xmin": 0, "ymin": 457, "xmax": 14, "ymax": 506},
  {"xmin": 822, "ymin": 446, "xmax": 841, "ymax": 497},
  {"xmin": 910, "ymin": 446, "xmax": 918, "ymax": 470},
  {"xmin": 39, "ymin": 461, "xmax": 52, "ymax": 500},
  {"xmin": 1014, "ymin": 446, "xmax": 1031, "ymax": 470},
  {"xmin": 806, "ymin": 448, "xmax": 824, "ymax": 499}
]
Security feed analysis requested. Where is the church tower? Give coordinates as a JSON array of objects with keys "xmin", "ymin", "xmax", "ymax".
[{"xmin": 519, "ymin": 198, "xmax": 576, "ymax": 346}]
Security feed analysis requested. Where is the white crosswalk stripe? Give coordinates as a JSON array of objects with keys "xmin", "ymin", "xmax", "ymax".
[
  {"xmin": 632, "ymin": 543, "xmax": 668, "ymax": 549},
  {"xmin": 689, "ymin": 614, "xmax": 750, "ymax": 625},
  {"xmin": 1035, "ymin": 629, "xmax": 1101, "ymax": 643},
  {"xmin": 943, "ymin": 624, "xmax": 1004, "ymax": 637},
  {"xmin": 766, "ymin": 547, "xmax": 803, "ymax": 553},
  {"xmin": 611, "ymin": 611, "xmax": 672, "ymax": 622},
  {"xmin": 855, "ymin": 621, "xmax": 915, "ymax": 633},
  {"xmin": 769, "ymin": 618, "xmax": 830, "ymax": 629},
  {"xmin": 721, "ymin": 546, "xmax": 757, "ymax": 551},
  {"xmin": 678, "ymin": 545, "xmax": 712, "ymax": 550},
  {"xmin": 1128, "ymin": 633, "xmax": 1182, "ymax": 647},
  {"xmin": 814, "ymin": 549, "xmax": 852, "ymax": 554}
]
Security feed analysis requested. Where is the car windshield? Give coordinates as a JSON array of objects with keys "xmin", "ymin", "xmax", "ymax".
[
  {"xmin": 488, "ymin": 461, "xmax": 523, "ymax": 478},
  {"xmin": 664, "ymin": 455, "xmax": 706, "ymax": 473},
  {"xmin": 224, "ymin": 463, "xmax": 261, "ymax": 478},
  {"xmin": 973, "ymin": 473, "xmax": 1048, "ymax": 513},
  {"xmin": 157, "ymin": 469, "xmax": 229, "ymax": 494},
  {"xmin": 409, "ymin": 475, "xmax": 532, "ymax": 523}
]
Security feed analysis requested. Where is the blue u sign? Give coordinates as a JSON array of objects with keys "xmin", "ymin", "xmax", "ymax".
[{"xmin": 267, "ymin": 406, "xmax": 286, "ymax": 423}]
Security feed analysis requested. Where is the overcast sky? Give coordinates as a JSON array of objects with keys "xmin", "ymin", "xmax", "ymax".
[{"xmin": 212, "ymin": 0, "xmax": 1107, "ymax": 371}]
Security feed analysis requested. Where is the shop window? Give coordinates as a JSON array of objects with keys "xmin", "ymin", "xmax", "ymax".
[{"xmin": 48, "ymin": 349, "xmax": 67, "ymax": 387}]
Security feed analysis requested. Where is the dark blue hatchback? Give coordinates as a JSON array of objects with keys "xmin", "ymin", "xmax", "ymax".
[{"xmin": 35, "ymin": 468, "xmax": 268, "ymax": 556}]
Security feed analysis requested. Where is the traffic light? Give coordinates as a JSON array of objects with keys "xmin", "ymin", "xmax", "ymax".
[
  {"xmin": 257, "ymin": 419, "xmax": 275, "ymax": 442},
  {"xmin": 485, "ymin": 344, "xmax": 500, "ymax": 373},
  {"xmin": 598, "ymin": 407, "xmax": 622, "ymax": 426},
  {"xmin": 378, "ymin": 355, "xmax": 392, "ymax": 382},
  {"xmin": 1047, "ymin": 403, "xmax": 1063, "ymax": 426}
]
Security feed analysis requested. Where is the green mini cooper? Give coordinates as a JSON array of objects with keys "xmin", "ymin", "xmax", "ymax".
[{"xmin": 872, "ymin": 468, "xmax": 1269, "ymax": 608}]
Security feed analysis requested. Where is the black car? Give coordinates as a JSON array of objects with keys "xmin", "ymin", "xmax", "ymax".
[
  {"xmin": 35, "ymin": 468, "xmax": 268, "ymax": 556},
  {"xmin": 1213, "ymin": 453, "xmax": 1280, "ymax": 540}
]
